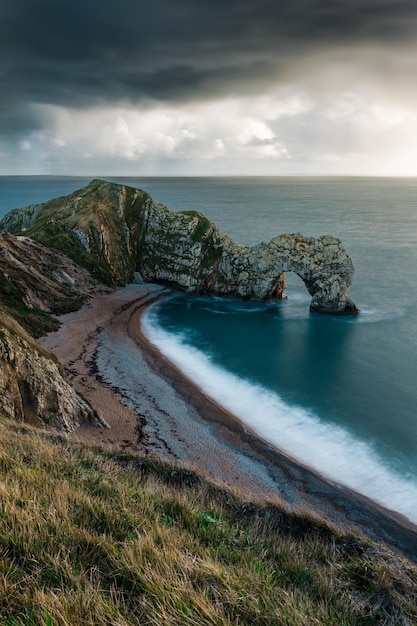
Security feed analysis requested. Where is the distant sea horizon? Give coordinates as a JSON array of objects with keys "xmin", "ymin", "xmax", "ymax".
[
  {"xmin": 1, "ymin": 173, "xmax": 417, "ymax": 217},
  {"xmin": 1, "ymin": 175, "xmax": 417, "ymax": 524}
]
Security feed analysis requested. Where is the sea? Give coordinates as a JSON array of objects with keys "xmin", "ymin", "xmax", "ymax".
[{"xmin": 1, "ymin": 175, "xmax": 417, "ymax": 524}]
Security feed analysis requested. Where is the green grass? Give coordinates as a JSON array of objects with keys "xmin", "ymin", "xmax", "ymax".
[
  {"xmin": 0, "ymin": 303, "xmax": 61, "ymax": 338},
  {"xmin": 2, "ymin": 184, "xmax": 135, "ymax": 287},
  {"xmin": 0, "ymin": 416, "xmax": 416, "ymax": 625},
  {"xmin": 0, "ymin": 262, "xmax": 86, "ymax": 337}
]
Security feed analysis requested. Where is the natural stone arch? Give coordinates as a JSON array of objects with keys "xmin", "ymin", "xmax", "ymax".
[
  {"xmin": 269, "ymin": 233, "xmax": 358, "ymax": 314},
  {"xmin": 139, "ymin": 204, "xmax": 358, "ymax": 315},
  {"xmin": 1, "ymin": 179, "xmax": 358, "ymax": 315}
]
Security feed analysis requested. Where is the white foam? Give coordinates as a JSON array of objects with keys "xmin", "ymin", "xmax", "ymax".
[
  {"xmin": 348, "ymin": 303, "xmax": 406, "ymax": 324},
  {"xmin": 142, "ymin": 307, "xmax": 417, "ymax": 524}
]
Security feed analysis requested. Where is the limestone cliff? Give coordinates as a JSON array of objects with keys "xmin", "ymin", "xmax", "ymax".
[
  {"xmin": 139, "ymin": 204, "xmax": 357, "ymax": 313},
  {"xmin": 0, "ymin": 311, "xmax": 102, "ymax": 431},
  {"xmin": 0, "ymin": 232, "xmax": 105, "ymax": 430},
  {"xmin": 0, "ymin": 179, "xmax": 149, "ymax": 286},
  {"xmin": 1, "ymin": 179, "xmax": 358, "ymax": 314},
  {"xmin": 0, "ymin": 231, "xmax": 100, "ymax": 336}
]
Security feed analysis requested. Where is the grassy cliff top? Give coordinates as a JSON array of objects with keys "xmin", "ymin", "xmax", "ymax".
[
  {"xmin": 0, "ymin": 415, "xmax": 416, "ymax": 626},
  {"xmin": 0, "ymin": 179, "xmax": 152, "ymax": 287}
]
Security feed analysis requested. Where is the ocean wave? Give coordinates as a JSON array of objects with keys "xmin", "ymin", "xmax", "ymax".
[
  {"xmin": 142, "ymin": 306, "xmax": 417, "ymax": 524},
  {"xmin": 346, "ymin": 303, "xmax": 406, "ymax": 324}
]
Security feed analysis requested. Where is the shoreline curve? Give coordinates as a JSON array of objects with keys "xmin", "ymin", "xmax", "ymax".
[{"xmin": 40, "ymin": 283, "xmax": 417, "ymax": 561}]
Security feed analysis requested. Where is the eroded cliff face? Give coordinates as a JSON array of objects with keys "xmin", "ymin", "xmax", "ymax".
[
  {"xmin": 0, "ymin": 231, "xmax": 100, "ymax": 336},
  {"xmin": 0, "ymin": 232, "xmax": 105, "ymax": 430},
  {"xmin": 0, "ymin": 179, "xmax": 358, "ymax": 314},
  {"xmin": 0, "ymin": 311, "xmax": 102, "ymax": 431},
  {"xmin": 0, "ymin": 180, "xmax": 150, "ymax": 286},
  {"xmin": 139, "ymin": 202, "xmax": 356, "ymax": 312}
]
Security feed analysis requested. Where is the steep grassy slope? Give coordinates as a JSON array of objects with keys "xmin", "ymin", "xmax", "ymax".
[
  {"xmin": 0, "ymin": 180, "xmax": 151, "ymax": 286},
  {"xmin": 0, "ymin": 416, "xmax": 416, "ymax": 626},
  {"xmin": 0, "ymin": 232, "xmax": 98, "ymax": 337}
]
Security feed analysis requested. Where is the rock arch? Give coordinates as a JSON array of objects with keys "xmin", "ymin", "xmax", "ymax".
[
  {"xmin": 1, "ymin": 179, "xmax": 358, "ymax": 315},
  {"xmin": 140, "ymin": 204, "xmax": 358, "ymax": 314},
  {"xmin": 270, "ymin": 233, "xmax": 358, "ymax": 314}
]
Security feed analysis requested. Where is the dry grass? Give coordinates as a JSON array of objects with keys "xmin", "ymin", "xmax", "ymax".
[{"xmin": 0, "ymin": 415, "xmax": 416, "ymax": 626}]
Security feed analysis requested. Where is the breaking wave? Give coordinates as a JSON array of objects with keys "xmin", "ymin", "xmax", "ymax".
[{"xmin": 142, "ymin": 305, "xmax": 417, "ymax": 525}]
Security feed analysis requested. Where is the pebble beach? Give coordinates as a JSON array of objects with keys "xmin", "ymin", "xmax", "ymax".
[{"xmin": 40, "ymin": 284, "xmax": 417, "ymax": 561}]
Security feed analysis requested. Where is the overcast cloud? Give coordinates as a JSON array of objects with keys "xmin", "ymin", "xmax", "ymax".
[{"xmin": 1, "ymin": 0, "xmax": 417, "ymax": 174}]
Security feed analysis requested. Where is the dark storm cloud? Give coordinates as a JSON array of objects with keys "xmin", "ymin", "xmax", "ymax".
[{"xmin": 1, "ymin": 0, "xmax": 416, "ymax": 133}]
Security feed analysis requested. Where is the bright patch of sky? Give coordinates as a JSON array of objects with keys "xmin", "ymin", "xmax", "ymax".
[
  {"xmin": 5, "ymin": 86, "xmax": 416, "ymax": 176},
  {"xmin": 1, "ymin": 0, "xmax": 417, "ymax": 175}
]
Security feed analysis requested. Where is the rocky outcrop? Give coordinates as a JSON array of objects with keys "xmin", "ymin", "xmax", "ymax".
[
  {"xmin": 139, "ymin": 204, "xmax": 357, "ymax": 313},
  {"xmin": 1, "ymin": 179, "xmax": 358, "ymax": 314},
  {"xmin": 0, "ymin": 231, "xmax": 100, "ymax": 336},
  {"xmin": 0, "ymin": 232, "xmax": 106, "ymax": 430},
  {"xmin": 0, "ymin": 180, "xmax": 357, "ymax": 429},
  {"xmin": 0, "ymin": 311, "xmax": 104, "ymax": 431},
  {"xmin": 0, "ymin": 180, "xmax": 149, "ymax": 286}
]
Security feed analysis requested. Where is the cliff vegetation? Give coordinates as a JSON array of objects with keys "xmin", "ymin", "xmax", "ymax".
[
  {"xmin": 0, "ymin": 179, "xmax": 358, "ymax": 314},
  {"xmin": 0, "ymin": 180, "xmax": 151, "ymax": 287},
  {"xmin": 0, "ymin": 231, "xmax": 98, "ymax": 337},
  {"xmin": 0, "ymin": 415, "xmax": 416, "ymax": 626},
  {"xmin": 0, "ymin": 232, "xmax": 102, "ymax": 430}
]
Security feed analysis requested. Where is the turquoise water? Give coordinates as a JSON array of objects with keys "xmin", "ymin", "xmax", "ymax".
[{"xmin": 1, "ymin": 176, "xmax": 417, "ymax": 522}]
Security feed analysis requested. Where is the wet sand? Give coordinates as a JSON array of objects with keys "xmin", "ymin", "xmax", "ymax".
[{"xmin": 40, "ymin": 284, "xmax": 417, "ymax": 561}]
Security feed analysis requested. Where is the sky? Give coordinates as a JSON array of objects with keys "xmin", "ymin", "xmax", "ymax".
[{"xmin": 1, "ymin": 0, "xmax": 417, "ymax": 176}]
